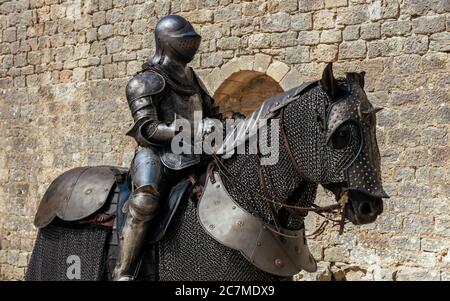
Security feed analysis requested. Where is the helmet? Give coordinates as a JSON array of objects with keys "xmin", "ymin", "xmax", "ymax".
[{"xmin": 149, "ymin": 15, "xmax": 201, "ymax": 66}]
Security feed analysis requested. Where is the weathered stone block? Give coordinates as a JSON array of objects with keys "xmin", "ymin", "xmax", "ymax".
[
  {"xmin": 320, "ymin": 29, "xmax": 342, "ymax": 44},
  {"xmin": 381, "ymin": 20, "xmax": 410, "ymax": 37},
  {"xmin": 311, "ymin": 44, "xmax": 338, "ymax": 62},
  {"xmin": 214, "ymin": 5, "xmax": 241, "ymax": 23},
  {"xmin": 72, "ymin": 67, "xmax": 85, "ymax": 81},
  {"xmin": 92, "ymin": 11, "xmax": 106, "ymax": 27},
  {"xmin": 435, "ymin": 216, "xmax": 450, "ymax": 237},
  {"xmin": 324, "ymin": 246, "xmax": 349, "ymax": 262},
  {"xmin": 216, "ymin": 37, "xmax": 240, "ymax": 50},
  {"xmin": 402, "ymin": 0, "xmax": 449, "ymax": 16},
  {"xmin": 436, "ymin": 105, "xmax": 450, "ymax": 123},
  {"xmin": 3, "ymin": 27, "xmax": 17, "ymax": 42},
  {"xmin": 295, "ymin": 261, "xmax": 332, "ymax": 281},
  {"xmin": 106, "ymin": 9, "xmax": 123, "ymax": 24},
  {"xmin": 267, "ymin": 0, "xmax": 298, "ymax": 13},
  {"xmin": 82, "ymin": 29, "xmax": 96, "ymax": 44},
  {"xmin": 270, "ymin": 32, "xmax": 297, "ymax": 48},
  {"xmin": 339, "ymin": 40, "xmax": 366, "ymax": 59},
  {"xmin": 403, "ymin": 215, "xmax": 434, "ymax": 234},
  {"xmin": 403, "ymin": 35, "xmax": 428, "ymax": 55},
  {"xmin": 99, "ymin": 0, "xmax": 113, "ymax": 10},
  {"xmin": 291, "ymin": 13, "xmax": 312, "ymax": 31},
  {"xmin": 360, "ymin": 22, "xmax": 381, "ymax": 40},
  {"xmin": 429, "ymin": 32, "xmax": 450, "ymax": 52},
  {"xmin": 248, "ymin": 33, "xmax": 270, "ymax": 49},
  {"xmin": 201, "ymin": 52, "xmax": 222, "ymax": 68},
  {"xmin": 325, "ymin": 0, "xmax": 347, "ymax": 9},
  {"xmin": 90, "ymin": 41, "xmax": 106, "ymax": 56},
  {"xmin": 280, "ymin": 68, "xmax": 303, "ymax": 90},
  {"xmin": 260, "ymin": 13, "xmax": 290, "ymax": 33},
  {"xmin": 242, "ymin": 1, "xmax": 267, "ymax": 17},
  {"xmin": 105, "ymin": 37, "xmax": 123, "ymax": 54},
  {"xmin": 266, "ymin": 61, "xmax": 289, "ymax": 81},
  {"xmin": 298, "ymin": 0, "xmax": 324, "ymax": 12},
  {"xmin": 421, "ymin": 127, "xmax": 448, "ymax": 146},
  {"xmin": 298, "ymin": 31, "xmax": 320, "ymax": 45},
  {"xmin": 343, "ymin": 25, "xmax": 359, "ymax": 41},
  {"xmin": 184, "ymin": 9, "xmax": 214, "ymax": 23},
  {"xmin": 337, "ymin": 5, "xmax": 368, "ymax": 25},
  {"xmin": 250, "ymin": 54, "xmax": 271, "ymax": 74},
  {"xmin": 413, "ymin": 15, "xmax": 446, "ymax": 34},
  {"xmin": 368, "ymin": 37, "xmax": 403, "ymax": 58},
  {"xmin": 390, "ymin": 236, "xmax": 420, "ymax": 251},
  {"xmin": 395, "ymin": 267, "xmax": 440, "ymax": 281},
  {"xmin": 369, "ymin": 0, "xmax": 399, "ymax": 20},
  {"xmin": 313, "ymin": 10, "xmax": 335, "ymax": 30},
  {"xmin": 285, "ymin": 46, "xmax": 310, "ymax": 63},
  {"xmin": 376, "ymin": 214, "xmax": 402, "ymax": 232},
  {"xmin": 421, "ymin": 52, "xmax": 447, "ymax": 71},
  {"xmin": 421, "ymin": 238, "xmax": 445, "ymax": 252},
  {"xmin": 393, "ymin": 54, "xmax": 421, "ymax": 74}
]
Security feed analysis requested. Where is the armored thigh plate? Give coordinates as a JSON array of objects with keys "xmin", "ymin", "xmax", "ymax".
[
  {"xmin": 131, "ymin": 147, "xmax": 163, "ymax": 192},
  {"xmin": 198, "ymin": 172, "xmax": 317, "ymax": 277}
]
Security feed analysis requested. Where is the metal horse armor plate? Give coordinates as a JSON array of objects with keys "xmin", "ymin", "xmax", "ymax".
[
  {"xmin": 34, "ymin": 166, "xmax": 121, "ymax": 228},
  {"xmin": 198, "ymin": 172, "xmax": 317, "ymax": 277}
]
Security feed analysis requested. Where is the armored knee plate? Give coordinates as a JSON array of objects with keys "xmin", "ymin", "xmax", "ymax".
[{"xmin": 128, "ymin": 190, "xmax": 159, "ymax": 222}]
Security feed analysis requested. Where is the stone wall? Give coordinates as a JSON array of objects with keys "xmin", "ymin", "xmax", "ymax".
[{"xmin": 0, "ymin": 0, "xmax": 449, "ymax": 280}]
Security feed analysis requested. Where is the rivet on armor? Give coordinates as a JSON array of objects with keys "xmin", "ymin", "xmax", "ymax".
[
  {"xmin": 232, "ymin": 205, "xmax": 236, "ymax": 210},
  {"xmin": 208, "ymin": 224, "xmax": 215, "ymax": 230},
  {"xmin": 257, "ymin": 242, "xmax": 262, "ymax": 247},
  {"xmin": 236, "ymin": 220, "xmax": 244, "ymax": 227},
  {"xmin": 274, "ymin": 259, "xmax": 284, "ymax": 268},
  {"xmin": 213, "ymin": 199, "xmax": 220, "ymax": 206},
  {"xmin": 85, "ymin": 188, "xmax": 92, "ymax": 195}
]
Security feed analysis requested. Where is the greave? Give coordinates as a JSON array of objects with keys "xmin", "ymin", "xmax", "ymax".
[{"xmin": 113, "ymin": 190, "xmax": 159, "ymax": 280}]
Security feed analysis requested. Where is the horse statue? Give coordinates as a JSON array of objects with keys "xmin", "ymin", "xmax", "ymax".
[{"xmin": 26, "ymin": 63, "xmax": 388, "ymax": 281}]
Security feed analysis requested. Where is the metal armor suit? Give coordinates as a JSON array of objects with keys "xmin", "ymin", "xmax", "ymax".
[{"xmin": 114, "ymin": 15, "xmax": 220, "ymax": 280}]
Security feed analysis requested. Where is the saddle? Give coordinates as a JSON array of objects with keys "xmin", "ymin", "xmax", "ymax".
[{"xmin": 34, "ymin": 165, "xmax": 193, "ymax": 244}]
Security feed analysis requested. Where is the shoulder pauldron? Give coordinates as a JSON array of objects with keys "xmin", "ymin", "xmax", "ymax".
[{"xmin": 126, "ymin": 71, "xmax": 166, "ymax": 105}]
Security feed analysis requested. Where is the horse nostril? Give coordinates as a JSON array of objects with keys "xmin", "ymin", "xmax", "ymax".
[{"xmin": 359, "ymin": 202, "xmax": 372, "ymax": 215}]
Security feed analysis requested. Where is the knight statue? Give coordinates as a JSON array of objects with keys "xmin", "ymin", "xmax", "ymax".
[{"xmin": 113, "ymin": 15, "xmax": 220, "ymax": 280}]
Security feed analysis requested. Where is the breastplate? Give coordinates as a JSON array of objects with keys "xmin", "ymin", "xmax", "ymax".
[
  {"xmin": 157, "ymin": 89, "xmax": 204, "ymax": 170},
  {"xmin": 158, "ymin": 90, "xmax": 204, "ymax": 123}
]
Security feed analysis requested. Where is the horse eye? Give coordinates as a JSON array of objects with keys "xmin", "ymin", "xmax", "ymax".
[{"xmin": 331, "ymin": 125, "xmax": 351, "ymax": 149}]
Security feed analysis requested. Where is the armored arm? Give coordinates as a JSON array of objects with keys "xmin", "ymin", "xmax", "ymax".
[{"xmin": 126, "ymin": 71, "xmax": 179, "ymax": 146}]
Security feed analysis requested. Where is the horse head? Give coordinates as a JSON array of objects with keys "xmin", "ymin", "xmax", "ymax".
[{"xmin": 284, "ymin": 62, "xmax": 388, "ymax": 225}]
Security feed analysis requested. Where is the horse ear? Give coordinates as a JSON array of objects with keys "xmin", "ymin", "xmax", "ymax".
[
  {"xmin": 359, "ymin": 71, "xmax": 365, "ymax": 89},
  {"xmin": 320, "ymin": 62, "xmax": 339, "ymax": 100}
]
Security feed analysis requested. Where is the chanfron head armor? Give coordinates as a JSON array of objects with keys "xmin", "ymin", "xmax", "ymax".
[
  {"xmin": 284, "ymin": 63, "xmax": 388, "ymax": 199},
  {"xmin": 149, "ymin": 15, "xmax": 201, "ymax": 66}
]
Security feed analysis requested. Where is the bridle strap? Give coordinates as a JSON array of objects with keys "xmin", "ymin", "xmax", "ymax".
[{"xmin": 211, "ymin": 153, "xmax": 341, "ymax": 214}]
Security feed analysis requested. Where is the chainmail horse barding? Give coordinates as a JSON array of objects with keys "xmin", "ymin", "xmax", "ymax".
[{"xmin": 27, "ymin": 63, "xmax": 387, "ymax": 281}]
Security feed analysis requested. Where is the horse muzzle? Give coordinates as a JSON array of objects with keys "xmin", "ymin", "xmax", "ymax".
[{"xmin": 345, "ymin": 190, "xmax": 384, "ymax": 225}]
